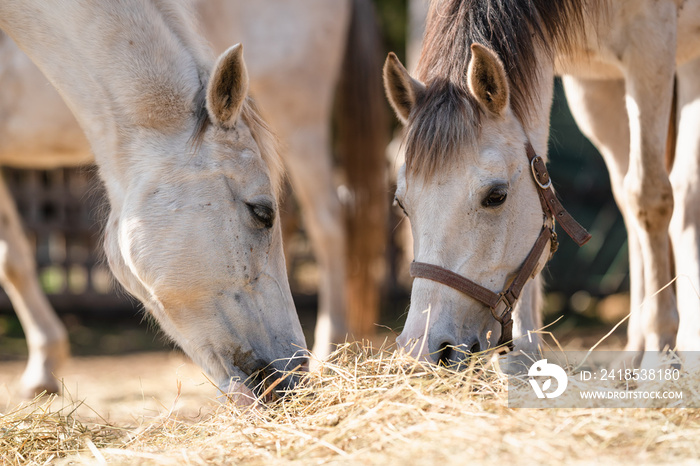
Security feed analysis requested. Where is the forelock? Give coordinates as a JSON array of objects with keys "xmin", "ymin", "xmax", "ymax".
[{"xmin": 404, "ymin": 79, "xmax": 481, "ymax": 180}]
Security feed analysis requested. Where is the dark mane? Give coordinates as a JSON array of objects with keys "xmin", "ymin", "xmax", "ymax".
[{"xmin": 405, "ymin": 0, "xmax": 601, "ymax": 178}]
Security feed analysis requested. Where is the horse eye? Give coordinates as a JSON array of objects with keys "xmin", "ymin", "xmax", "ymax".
[
  {"xmin": 482, "ymin": 187, "xmax": 508, "ymax": 207},
  {"xmin": 247, "ymin": 203, "xmax": 274, "ymax": 229},
  {"xmin": 393, "ymin": 196, "xmax": 409, "ymax": 217}
]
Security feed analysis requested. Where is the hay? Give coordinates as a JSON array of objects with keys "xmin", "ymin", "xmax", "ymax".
[
  {"xmin": 2, "ymin": 341, "xmax": 699, "ymax": 465},
  {"xmin": 0, "ymin": 393, "xmax": 126, "ymax": 464}
]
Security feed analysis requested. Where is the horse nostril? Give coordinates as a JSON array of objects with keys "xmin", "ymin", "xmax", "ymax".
[
  {"xmin": 253, "ymin": 353, "xmax": 309, "ymax": 399},
  {"xmin": 470, "ymin": 341, "xmax": 481, "ymax": 354},
  {"xmin": 437, "ymin": 342, "xmax": 454, "ymax": 366}
]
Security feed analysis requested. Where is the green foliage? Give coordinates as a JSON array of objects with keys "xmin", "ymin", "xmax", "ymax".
[{"xmin": 373, "ymin": 0, "xmax": 408, "ymax": 61}]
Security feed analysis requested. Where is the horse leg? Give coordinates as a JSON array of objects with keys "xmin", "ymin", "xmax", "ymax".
[
  {"xmin": 283, "ymin": 125, "xmax": 348, "ymax": 362},
  {"xmin": 512, "ymin": 276, "xmax": 543, "ymax": 355},
  {"xmin": 562, "ymin": 76, "xmax": 645, "ymax": 355},
  {"xmin": 501, "ymin": 277, "xmax": 543, "ymax": 374},
  {"xmin": 620, "ymin": 14, "xmax": 678, "ymax": 354},
  {"xmin": 670, "ymin": 56, "xmax": 700, "ymax": 352},
  {"xmin": 0, "ymin": 176, "xmax": 69, "ymax": 396}
]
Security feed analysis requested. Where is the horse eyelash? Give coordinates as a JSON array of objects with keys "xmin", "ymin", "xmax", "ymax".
[{"xmin": 393, "ymin": 196, "xmax": 409, "ymax": 217}]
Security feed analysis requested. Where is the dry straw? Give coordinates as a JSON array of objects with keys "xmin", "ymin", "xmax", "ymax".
[{"xmin": 2, "ymin": 340, "xmax": 699, "ymax": 465}]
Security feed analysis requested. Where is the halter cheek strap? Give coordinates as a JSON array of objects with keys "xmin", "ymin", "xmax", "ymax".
[
  {"xmin": 410, "ymin": 141, "xmax": 591, "ymax": 351},
  {"xmin": 527, "ymin": 143, "xmax": 591, "ymax": 246}
]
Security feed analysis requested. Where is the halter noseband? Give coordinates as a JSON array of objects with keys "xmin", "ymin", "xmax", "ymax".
[{"xmin": 409, "ymin": 141, "xmax": 591, "ymax": 352}]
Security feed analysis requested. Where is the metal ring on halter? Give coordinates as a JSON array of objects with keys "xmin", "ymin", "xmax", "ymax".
[{"xmin": 530, "ymin": 156, "xmax": 552, "ymax": 189}]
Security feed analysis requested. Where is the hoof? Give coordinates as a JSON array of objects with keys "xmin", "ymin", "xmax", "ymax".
[
  {"xmin": 19, "ymin": 338, "xmax": 70, "ymax": 399},
  {"xmin": 19, "ymin": 378, "xmax": 61, "ymax": 399},
  {"xmin": 610, "ymin": 349, "xmax": 643, "ymax": 371}
]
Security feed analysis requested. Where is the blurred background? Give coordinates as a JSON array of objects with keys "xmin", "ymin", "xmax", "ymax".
[{"xmin": 0, "ymin": 0, "xmax": 627, "ymax": 358}]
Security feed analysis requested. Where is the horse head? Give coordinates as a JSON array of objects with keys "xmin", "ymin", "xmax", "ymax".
[
  {"xmin": 103, "ymin": 45, "xmax": 307, "ymax": 401},
  {"xmin": 384, "ymin": 44, "xmax": 551, "ymax": 364}
]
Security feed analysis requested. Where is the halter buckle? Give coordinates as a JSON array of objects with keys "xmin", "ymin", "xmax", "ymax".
[
  {"xmin": 530, "ymin": 156, "xmax": 552, "ymax": 189},
  {"xmin": 491, "ymin": 292, "xmax": 513, "ymax": 324}
]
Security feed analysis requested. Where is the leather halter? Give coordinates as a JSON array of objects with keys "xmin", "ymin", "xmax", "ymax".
[{"xmin": 409, "ymin": 141, "xmax": 591, "ymax": 352}]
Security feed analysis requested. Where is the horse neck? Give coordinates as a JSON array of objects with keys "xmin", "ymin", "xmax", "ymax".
[{"xmin": 0, "ymin": 0, "xmax": 212, "ymax": 203}]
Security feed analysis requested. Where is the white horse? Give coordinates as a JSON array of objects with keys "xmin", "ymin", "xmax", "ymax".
[
  {"xmin": 0, "ymin": 0, "xmax": 309, "ymax": 401},
  {"xmin": 384, "ymin": 0, "xmax": 700, "ymax": 364},
  {"xmin": 1, "ymin": 0, "xmax": 387, "ymax": 397}
]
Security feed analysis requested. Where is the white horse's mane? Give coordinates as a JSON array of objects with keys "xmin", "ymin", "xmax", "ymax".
[{"xmin": 189, "ymin": 89, "xmax": 284, "ymax": 198}]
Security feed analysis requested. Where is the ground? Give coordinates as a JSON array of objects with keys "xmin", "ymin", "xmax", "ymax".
[
  {"xmin": 0, "ymin": 352, "xmax": 217, "ymax": 423},
  {"xmin": 0, "ymin": 316, "xmax": 626, "ymax": 421},
  {"xmin": 1, "ymin": 336, "xmax": 698, "ymax": 466},
  {"xmin": 6, "ymin": 313, "xmax": 696, "ymax": 466}
]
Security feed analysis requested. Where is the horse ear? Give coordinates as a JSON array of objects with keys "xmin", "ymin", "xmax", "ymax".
[
  {"xmin": 383, "ymin": 52, "xmax": 425, "ymax": 124},
  {"xmin": 467, "ymin": 43, "xmax": 509, "ymax": 116},
  {"xmin": 206, "ymin": 43, "xmax": 249, "ymax": 128}
]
